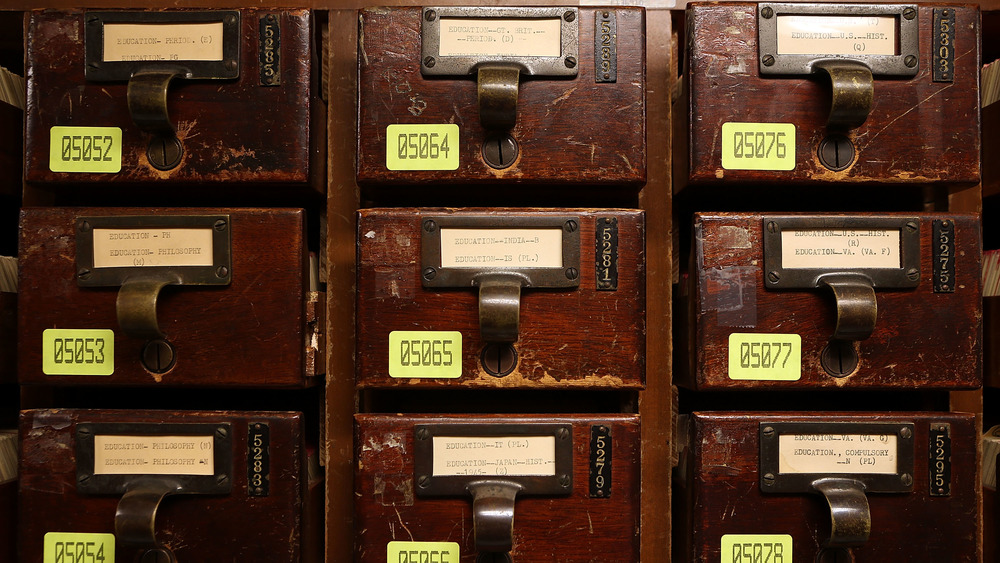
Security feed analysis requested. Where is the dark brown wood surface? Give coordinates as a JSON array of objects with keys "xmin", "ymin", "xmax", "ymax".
[
  {"xmin": 18, "ymin": 207, "xmax": 316, "ymax": 388},
  {"xmin": 0, "ymin": 293, "xmax": 14, "ymax": 384},
  {"xmin": 0, "ymin": 480, "xmax": 14, "ymax": 563},
  {"xmin": 18, "ymin": 409, "xmax": 306, "ymax": 563},
  {"xmin": 356, "ymin": 7, "xmax": 646, "ymax": 189},
  {"xmin": 23, "ymin": 9, "xmax": 324, "ymax": 197},
  {"xmin": 675, "ymin": 412, "xmax": 980, "ymax": 562},
  {"xmin": 680, "ymin": 3, "xmax": 980, "ymax": 188},
  {"xmin": 354, "ymin": 413, "xmax": 640, "ymax": 562},
  {"xmin": 357, "ymin": 208, "xmax": 645, "ymax": 389},
  {"xmin": 683, "ymin": 212, "xmax": 981, "ymax": 390}
]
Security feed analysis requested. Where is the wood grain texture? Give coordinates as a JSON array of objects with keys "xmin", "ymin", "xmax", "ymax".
[
  {"xmin": 18, "ymin": 207, "xmax": 316, "ymax": 388},
  {"xmin": 357, "ymin": 208, "xmax": 645, "ymax": 389},
  {"xmin": 24, "ymin": 9, "xmax": 324, "ymax": 196},
  {"xmin": 18, "ymin": 409, "xmax": 306, "ymax": 563},
  {"xmin": 354, "ymin": 413, "xmax": 640, "ymax": 562},
  {"xmin": 356, "ymin": 7, "xmax": 646, "ymax": 188},
  {"xmin": 675, "ymin": 412, "xmax": 980, "ymax": 562},
  {"xmin": 681, "ymin": 3, "xmax": 980, "ymax": 187},
  {"xmin": 682, "ymin": 212, "xmax": 981, "ymax": 390}
]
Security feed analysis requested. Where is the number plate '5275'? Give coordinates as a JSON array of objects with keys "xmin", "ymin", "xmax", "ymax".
[
  {"xmin": 728, "ymin": 333, "xmax": 801, "ymax": 381},
  {"xmin": 386, "ymin": 124, "xmax": 459, "ymax": 171},
  {"xmin": 721, "ymin": 122, "xmax": 795, "ymax": 171}
]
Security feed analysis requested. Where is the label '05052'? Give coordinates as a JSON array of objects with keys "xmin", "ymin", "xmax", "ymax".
[{"xmin": 49, "ymin": 126, "xmax": 122, "ymax": 173}]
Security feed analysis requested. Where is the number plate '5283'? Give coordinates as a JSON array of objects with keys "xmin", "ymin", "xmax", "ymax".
[
  {"xmin": 721, "ymin": 122, "xmax": 795, "ymax": 171},
  {"xmin": 386, "ymin": 124, "xmax": 459, "ymax": 171}
]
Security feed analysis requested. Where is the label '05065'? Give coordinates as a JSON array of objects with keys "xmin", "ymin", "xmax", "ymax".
[
  {"xmin": 386, "ymin": 124, "xmax": 459, "ymax": 171},
  {"xmin": 389, "ymin": 331, "xmax": 462, "ymax": 378}
]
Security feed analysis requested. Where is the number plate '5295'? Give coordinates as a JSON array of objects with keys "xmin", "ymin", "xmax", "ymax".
[
  {"xmin": 386, "ymin": 124, "xmax": 459, "ymax": 171},
  {"xmin": 721, "ymin": 122, "xmax": 795, "ymax": 171}
]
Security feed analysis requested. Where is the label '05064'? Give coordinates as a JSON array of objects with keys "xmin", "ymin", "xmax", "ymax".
[{"xmin": 386, "ymin": 124, "xmax": 459, "ymax": 171}]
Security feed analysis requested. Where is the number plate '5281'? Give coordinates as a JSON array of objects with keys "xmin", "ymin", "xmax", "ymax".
[{"xmin": 721, "ymin": 122, "xmax": 795, "ymax": 171}]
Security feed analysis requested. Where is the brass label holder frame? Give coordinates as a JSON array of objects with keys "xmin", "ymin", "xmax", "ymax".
[
  {"xmin": 759, "ymin": 421, "xmax": 915, "ymax": 547},
  {"xmin": 76, "ymin": 215, "xmax": 232, "ymax": 340},
  {"xmin": 413, "ymin": 423, "xmax": 573, "ymax": 553},
  {"xmin": 758, "ymin": 3, "xmax": 918, "ymax": 129},
  {"xmin": 762, "ymin": 216, "xmax": 920, "ymax": 342},
  {"xmin": 420, "ymin": 6, "xmax": 579, "ymax": 130},
  {"xmin": 76, "ymin": 422, "xmax": 233, "ymax": 553},
  {"xmin": 421, "ymin": 215, "xmax": 580, "ymax": 343}
]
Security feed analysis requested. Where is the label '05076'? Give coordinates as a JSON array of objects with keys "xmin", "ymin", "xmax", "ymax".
[{"xmin": 721, "ymin": 122, "xmax": 795, "ymax": 171}]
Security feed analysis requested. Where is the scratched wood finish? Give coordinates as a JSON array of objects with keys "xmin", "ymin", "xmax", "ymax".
[
  {"xmin": 354, "ymin": 414, "xmax": 640, "ymax": 562},
  {"xmin": 357, "ymin": 208, "xmax": 645, "ymax": 389},
  {"xmin": 679, "ymin": 3, "xmax": 980, "ymax": 189},
  {"xmin": 681, "ymin": 212, "xmax": 981, "ymax": 390},
  {"xmin": 24, "ymin": 9, "xmax": 324, "ymax": 196},
  {"xmin": 18, "ymin": 409, "xmax": 306, "ymax": 563},
  {"xmin": 18, "ymin": 207, "xmax": 317, "ymax": 388},
  {"xmin": 675, "ymin": 412, "xmax": 980, "ymax": 562},
  {"xmin": 356, "ymin": 7, "xmax": 646, "ymax": 189}
]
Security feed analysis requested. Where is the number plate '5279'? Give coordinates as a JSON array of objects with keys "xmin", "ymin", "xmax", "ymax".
[
  {"xmin": 386, "ymin": 124, "xmax": 459, "ymax": 171},
  {"xmin": 721, "ymin": 122, "xmax": 795, "ymax": 171},
  {"xmin": 728, "ymin": 333, "xmax": 801, "ymax": 381}
]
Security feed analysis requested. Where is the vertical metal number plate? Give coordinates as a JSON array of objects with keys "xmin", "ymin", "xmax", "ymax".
[
  {"xmin": 596, "ymin": 217, "xmax": 618, "ymax": 290},
  {"xmin": 589, "ymin": 425, "xmax": 611, "ymax": 497},
  {"xmin": 259, "ymin": 13, "xmax": 281, "ymax": 86},
  {"xmin": 929, "ymin": 423, "xmax": 951, "ymax": 496},
  {"xmin": 594, "ymin": 10, "xmax": 616, "ymax": 83},
  {"xmin": 933, "ymin": 8, "xmax": 956, "ymax": 83},
  {"xmin": 248, "ymin": 422, "xmax": 270, "ymax": 496},
  {"xmin": 932, "ymin": 219, "xmax": 955, "ymax": 293}
]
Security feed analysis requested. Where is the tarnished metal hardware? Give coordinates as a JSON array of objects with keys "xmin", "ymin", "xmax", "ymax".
[
  {"xmin": 413, "ymin": 423, "xmax": 573, "ymax": 496},
  {"xmin": 818, "ymin": 134, "xmax": 855, "ymax": 171},
  {"xmin": 482, "ymin": 134, "xmax": 519, "ymax": 169},
  {"xmin": 932, "ymin": 8, "xmax": 955, "ymax": 83},
  {"xmin": 760, "ymin": 421, "xmax": 915, "ymax": 547},
  {"xmin": 758, "ymin": 3, "xmax": 918, "ymax": 129},
  {"xmin": 421, "ymin": 6, "xmax": 579, "ymax": 130},
  {"xmin": 422, "ymin": 215, "xmax": 580, "ymax": 344},
  {"xmin": 84, "ymin": 11, "xmax": 241, "ymax": 82},
  {"xmin": 762, "ymin": 216, "xmax": 920, "ymax": 343},
  {"xmin": 594, "ymin": 11, "xmax": 617, "ymax": 83},
  {"xmin": 814, "ymin": 60, "xmax": 873, "ymax": 129},
  {"xmin": 468, "ymin": 480, "xmax": 523, "ymax": 553},
  {"xmin": 115, "ymin": 478, "xmax": 185, "ymax": 549},
  {"xmin": 812, "ymin": 478, "xmax": 871, "ymax": 546},
  {"xmin": 76, "ymin": 215, "xmax": 232, "ymax": 340},
  {"xmin": 127, "ymin": 71, "xmax": 184, "ymax": 137}
]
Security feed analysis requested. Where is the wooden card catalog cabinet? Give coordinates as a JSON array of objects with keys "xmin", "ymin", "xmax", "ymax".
[
  {"xmin": 355, "ymin": 414, "xmax": 640, "ymax": 562},
  {"xmin": 18, "ymin": 409, "xmax": 310, "ymax": 563},
  {"xmin": 18, "ymin": 207, "xmax": 323, "ymax": 388},
  {"xmin": 680, "ymin": 212, "xmax": 981, "ymax": 390},
  {"xmin": 676, "ymin": 3, "xmax": 980, "ymax": 190},
  {"xmin": 357, "ymin": 208, "xmax": 644, "ymax": 389},
  {"xmin": 674, "ymin": 412, "xmax": 979, "ymax": 562},
  {"xmin": 356, "ymin": 7, "xmax": 646, "ymax": 191},
  {"xmin": 24, "ymin": 9, "xmax": 325, "ymax": 197}
]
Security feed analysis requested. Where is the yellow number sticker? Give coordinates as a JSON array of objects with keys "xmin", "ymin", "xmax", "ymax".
[
  {"xmin": 387, "ymin": 541, "xmax": 460, "ymax": 563},
  {"xmin": 389, "ymin": 331, "xmax": 461, "ymax": 378},
  {"xmin": 721, "ymin": 534, "xmax": 791, "ymax": 563},
  {"xmin": 49, "ymin": 126, "xmax": 123, "ymax": 173},
  {"xmin": 721, "ymin": 122, "xmax": 795, "ymax": 171},
  {"xmin": 728, "ymin": 333, "xmax": 801, "ymax": 381},
  {"xmin": 44, "ymin": 532, "xmax": 115, "ymax": 563},
  {"xmin": 386, "ymin": 124, "xmax": 459, "ymax": 171},
  {"xmin": 42, "ymin": 329, "xmax": 115, "ymax": 376}
]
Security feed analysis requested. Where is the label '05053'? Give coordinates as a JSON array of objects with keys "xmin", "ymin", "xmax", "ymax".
[{"xmin": 42, "ymin": 329, "xmax": 115, "ymax": 376}]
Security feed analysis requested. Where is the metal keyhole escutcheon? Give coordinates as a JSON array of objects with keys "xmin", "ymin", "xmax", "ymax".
[
  {"xmin": 481, "ymin": 343, "xmax": 517, "ymax": 377},
  {"xmin": 820, "ymin": 340, "xmax": 859, "ymax": 377},
  {"xmin": 147, "ymin": 137, "xmax": 183, "ymax": 171},
  {"xmin": 818, "ymin": 135, "xmax": 855, "ymax": 171},
  {"xmin": 482, "ymin": 135, "xmax": 519, "ymax": 169},
  {"xmin": 142, "ymin": 339, "xmax": 176, "ymax": 374}
]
